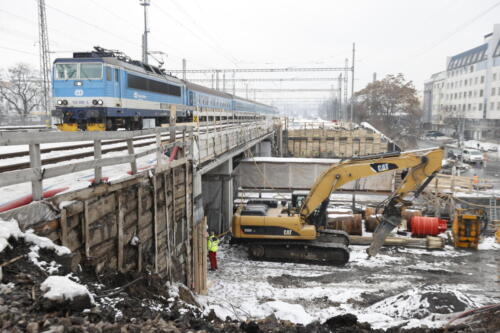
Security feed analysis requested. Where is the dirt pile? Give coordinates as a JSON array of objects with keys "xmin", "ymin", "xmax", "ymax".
[{"xmin": 0, "ymin": 235, "xmax": 497, "ymax": 332}]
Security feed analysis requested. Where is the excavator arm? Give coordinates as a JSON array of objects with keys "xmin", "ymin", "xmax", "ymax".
[{"xmin": 299, "ymin": 148, "xmax": 444, "ymax": 256}]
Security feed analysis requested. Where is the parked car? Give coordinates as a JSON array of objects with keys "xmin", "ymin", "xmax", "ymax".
[
  {"xmin": 462, "ymin": 149, "xmax": 484, "ymax": 164},
  {"xmin": 424, "ymin": 131, "xmax": 446, "ymax": 138}
]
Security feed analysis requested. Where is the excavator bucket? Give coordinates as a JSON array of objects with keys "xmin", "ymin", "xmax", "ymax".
[{"xmin": 366, "ymin": 218, "xmax": 397, "ymax": 257}]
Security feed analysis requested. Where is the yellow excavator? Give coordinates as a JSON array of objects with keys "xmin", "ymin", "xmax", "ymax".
[{"xmin": 232, "ymin": 148, "xmax": 444, "ymax": 265}]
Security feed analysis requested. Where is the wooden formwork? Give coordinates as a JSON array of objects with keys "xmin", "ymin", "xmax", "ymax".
[
  {"xmin": 285, "ymin": 127, "xmax": 388, "ymax": 158},
  {"xmin": 30, "ymin": 161, "xmax": 195, "ymax": 287}
]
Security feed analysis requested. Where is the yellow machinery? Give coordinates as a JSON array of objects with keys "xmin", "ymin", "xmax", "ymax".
[
  {"xmin": 232, "ymin": 148, "xmax": 444, "ymax": 265},
  {"xmin": 452, "ymin": 209, "xmax": 485, "ymax": 249}
]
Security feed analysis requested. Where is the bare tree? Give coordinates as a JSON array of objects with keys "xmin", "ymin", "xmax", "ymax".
[
  {"xmin": 0, "ymin": 63, "xmax": 42, "ymax": 119},
  {"xmin": 353, "ymin": 74, "xmax": 422, "ymax": 147}
]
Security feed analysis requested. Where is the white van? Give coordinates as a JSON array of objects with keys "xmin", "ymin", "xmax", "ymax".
[{"xmin": 462, "ymin": 149, "xmax": 484, "ymax": 164}]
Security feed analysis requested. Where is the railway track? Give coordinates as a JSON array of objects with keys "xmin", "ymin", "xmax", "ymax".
[{"xmin": 0, "ymin": 122, "xmax": 245, "ymax": 173}]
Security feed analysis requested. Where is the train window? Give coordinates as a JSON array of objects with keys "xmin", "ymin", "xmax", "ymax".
[
  {"xmin": 115, "ymin": 69, "xmax": 119, "ymax": 81},
  {"xmin": 80, "ymin": 63, "xmax": 102, "ymax": 79},
  {"xmin": 127, "ymin": 74, "xmax": 181, "ymax": 96},
  {"xmin": 55, "ymin": 63, "xmax": 77, "ymax": 80},
  {"xmin": 106, "ymin": 67, "xmax": 112, "ymax": 81}
]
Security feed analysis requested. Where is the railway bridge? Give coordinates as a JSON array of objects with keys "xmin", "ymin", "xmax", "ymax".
[{"xmin": 0, "ymin": 119, "xmax": 282, "ymax": 293}]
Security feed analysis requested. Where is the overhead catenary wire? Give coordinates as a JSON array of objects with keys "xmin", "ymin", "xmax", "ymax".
[
  {"xmin": 152, "ymin": 2, "xmax": 239, "ymax": 66},
  {"xmin": 414, "ymin": 0, "xmax": 500, "ymax": 58},
  {"xmin": 44, "ymin": 2, "xmax": 141, "ymax": 49},
  {"xmin": 167, "ymin": 0, "xmax": 240, "ymax": 65}
]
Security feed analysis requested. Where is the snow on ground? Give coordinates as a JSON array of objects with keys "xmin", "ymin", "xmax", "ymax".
[
  {"xmin": 1, "ymin": 218, "xmax": 72, "ymax": 275},
  {"xmin": 478, "ymin": 236, "xmax": 500, "ymax": 250},
  {"xmin": 464, "ymin": 140, "xmax": 499, "ymax": 152},
  {"xmin": 41, "ymin": 275, "xmax": 94, "ymax": 303},
  {"xmin": 199, "ymin": 239, "xmax": 498, "ymax": 330},
  {"xmin": 0, "ymin": 218, "xmax": 70, "ymax": 255}
]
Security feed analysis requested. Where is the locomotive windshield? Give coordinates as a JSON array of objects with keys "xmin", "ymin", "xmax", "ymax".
[
  {"xmin": 55, "ymin": 62, "xmax": 102, "ymax": 80},
  {"xmin": 80, "ymin": 63, "xmax": 102, "ymax": 79}
]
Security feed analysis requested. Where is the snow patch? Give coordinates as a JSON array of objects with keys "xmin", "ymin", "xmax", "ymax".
[
  {"xmin": 41, "ymin": 275, "xmax": 94, "ymax": 303},
  {"xmin": 478, "ymin": 237, "xmax": 500, "ymax": 250},
  {"xmin": 0, "ymin": 218, "xmax": 70, "ymax": 256},
  {"xmin": 59, "ymin": 200, "xmax": 76, "ymax": 210},
  {"xmin": 262, "ymin": 301, "xmax": 313, "ymax": 325},
  {"xmin": 0, "ymin": 219, "xmax": 23, "ymax": 252},
  {"xmin": 0, "ymin": 282, "xmax": 15, "ymax": 294},
  {"xmin": 367, "ymin": 285, "xmax": 477, "ymax": 320}
]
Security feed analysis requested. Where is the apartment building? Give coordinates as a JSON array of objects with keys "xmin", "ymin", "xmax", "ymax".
[{"xmin": 423, "ymin": 24, "xmax": 500, "ymax": 140}]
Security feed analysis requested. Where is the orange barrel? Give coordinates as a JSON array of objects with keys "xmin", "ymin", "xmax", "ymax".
[
  {"xmin": 410, "ymin": 216, "xmax": 448, "ymax": 236},
  {"xmin": 401, "ymin": 208, "xmax": 422, "ymax": 232},
  {"xmin": 326, "ymin": 213, "xmax": 362, "ymax": 235},
  {"xmin": 365, "ymin": 214, "xmax": 381, "ymax": 232}
]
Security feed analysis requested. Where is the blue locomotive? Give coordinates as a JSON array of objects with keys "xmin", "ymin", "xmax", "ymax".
[{"xmin": 52, "ymin": 47, "xmax": 278, "ymax": 131}]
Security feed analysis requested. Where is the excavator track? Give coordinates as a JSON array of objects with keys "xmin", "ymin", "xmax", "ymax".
[
  {"xmin": 247, "ymin": 240, "xmax": 350, "ymax": 266},
  {"xmin": 316, "ymin": 229, "xmax": 350, "ymax": 246}
]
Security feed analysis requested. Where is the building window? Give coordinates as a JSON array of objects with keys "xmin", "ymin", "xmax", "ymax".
[
  {"xmin": 480, "ymin": 89, "xmax": 484, "ymax": 97},
  {"xmin": 497, "ymin": 102, "xmax": 500, "ymax": 110},
  {"xmin": 481, "ymin": 76, "xmax": 485, "ymax": 83},
  {"xmin": 479, "ymin": 103, "xmax": 483, "ymax": 111},
  {"xmin": 468, "ymin": 104, "xmax": 471, "ymax": 110},
  {"xmin": 469, "ymin": 91, "xmax": 472, "ymax": 97},
  {"xmin": 493, "ymin": 87, "xmax": 496, "ymax": 96},
  {"xmin": 475, "ymin": 77, "xmax": 478, "ymax": 84},
  {"xmin": 494, "ymin": 73, "xmax": 497, "ymax": 81},
  {"xmin": 470, "ymin": 66, "xmax": 474, "ymax": 73},
  {"xmin": 491, "ymin": 102, "xmax": 495, "ymax": 111}
]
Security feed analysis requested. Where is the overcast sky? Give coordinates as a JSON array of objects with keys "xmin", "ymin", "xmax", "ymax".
[{"xmin": 1, "ymin": 0, "xmax": 499, "ymax": 107}]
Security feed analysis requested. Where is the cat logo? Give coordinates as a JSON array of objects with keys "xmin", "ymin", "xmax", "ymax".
[{"xmin": 370, "ymin": 162, "xmax": 398, "ymax": 173}]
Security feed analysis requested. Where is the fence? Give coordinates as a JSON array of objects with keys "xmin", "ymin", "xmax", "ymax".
[{"xmin": 0, "ymin": 120, "xmax": 276, "ymax": 200}]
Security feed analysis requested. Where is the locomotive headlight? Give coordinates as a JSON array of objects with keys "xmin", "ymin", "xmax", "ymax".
[
  {"xmin": 74, "ymin": 81, "xmax": 83, "ymax": 86},
  {"xmin": 57, "ymin": 100, "xmax": 63, "ymax": 105},
  {"xmin": 92, "ymin": 99, "xmax": 98, "ymax": 105},
  {"xmin": 62, "ymin": 100, "xmax": 68, "ymax": 105},
  {"xmin": 97, "ymin": 99, "xmax": 103, "ymax": 105}
]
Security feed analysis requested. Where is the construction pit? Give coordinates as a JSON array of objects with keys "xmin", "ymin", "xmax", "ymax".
[{"xmin": 1, "ymin": 121, "xmax": 500, "ymax": 332}]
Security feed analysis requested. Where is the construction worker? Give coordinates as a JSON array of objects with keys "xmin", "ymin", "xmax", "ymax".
[{"xmin": 207, "ymin": 231, "xmax": 220, "ymax": 271}]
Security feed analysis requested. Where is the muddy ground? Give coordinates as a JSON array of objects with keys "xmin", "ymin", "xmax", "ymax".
[
  {"xmin": 0, "ymin": 235, "xmax": 499, "ymax": 332},
  {"xmin": 200, "ymin": 236, "xmax": 499, "ymax": 332}
]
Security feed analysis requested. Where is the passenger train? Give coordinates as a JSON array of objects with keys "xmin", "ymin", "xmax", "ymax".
[{"xmin": 52, "ymin": 47, "xmax": 278, "ymax": 131}]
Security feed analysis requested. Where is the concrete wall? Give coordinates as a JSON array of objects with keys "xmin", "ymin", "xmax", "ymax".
[
  {"xmin": 236, "ymin": 157, "xmax": 394, "ymax": 192},
  {"xmin": 201, "ymin": 159, "xmax": 234, "ymax": 234}
]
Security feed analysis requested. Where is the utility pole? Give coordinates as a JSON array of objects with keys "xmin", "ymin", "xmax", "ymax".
[
  {"xmin": 232, "ymin": 70, "xmax": 236, "ymax": 95},
  {"xmin": 338, "ymin": 73, "xmax": 342, "ymax": 121},
  {"xmin": 350, "ymin": 43, "xmax": 355, "ymax": 127},
  {"xmin": 343, "ymin": 59, "xmax": 349, "ymax": 122},
  {"xmin": 37, "ymin": 0, "xmax": 51, "ymax": 123},
  {"xmin": 182, "ymin": 59, "xmax": 186, "ymax": 80},
  {"xmin": 140, "ymin": 0, "xmax": 150, "ymax": 64},
  {"xmin": 216, "ymin": 70, "xmax": 220, "ymax": 90}
]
